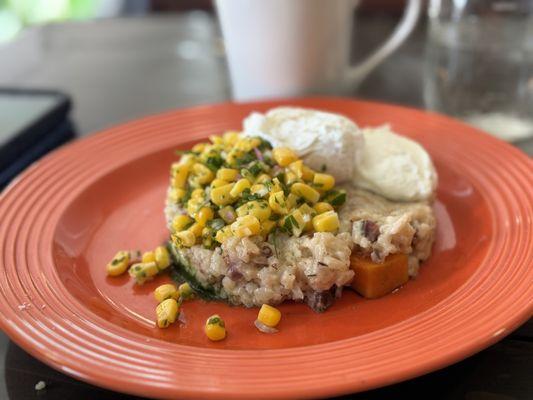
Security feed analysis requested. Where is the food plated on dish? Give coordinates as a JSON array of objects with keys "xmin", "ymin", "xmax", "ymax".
[
  {"xmin": 2, "ymin": 98, "xmax": 531, "ymax": 398},
  {"xmin": 108, "ymin": 106, "xmax": 438, "ymax": 334}
]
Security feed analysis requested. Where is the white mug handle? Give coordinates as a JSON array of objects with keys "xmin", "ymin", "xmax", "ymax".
[{"xmin": 345, "ymin": 0, "xmax": 422, "ymax": 88}]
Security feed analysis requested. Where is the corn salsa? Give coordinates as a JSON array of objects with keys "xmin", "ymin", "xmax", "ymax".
[{"xmin": 167, "ymin": 132, "xmax": 346, "ymax": 249}]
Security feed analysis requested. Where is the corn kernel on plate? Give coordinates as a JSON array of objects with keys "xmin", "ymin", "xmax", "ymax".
[{"xmin": 0, "ymin": 98, "xmax": 531, "ymax": 400}]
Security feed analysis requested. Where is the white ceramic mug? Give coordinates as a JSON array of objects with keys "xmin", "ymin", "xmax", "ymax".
[{"xmin": 216, "ymin": 0, "xmax": 421, "ymax": 101}]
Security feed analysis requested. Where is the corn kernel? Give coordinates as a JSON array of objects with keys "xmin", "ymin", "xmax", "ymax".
[
  {"xmin": 172, "ymin": 214, "xmax": 193, "ymax": 232},
  {"xmin": 313, "ymin": 173, "xmax": 335, "ymax": 191},
  {"xmin": 272, "ymin": 147, "xmax": 298, "ymax": 167},
  {"xmin": 172, "ymin": 231, "xmax": 196, "ymax": 247},
  {"xmin": 191, "ymin": 188, "xmax": 205, "ymax": 200},
  {"xmin": 288, "ymin": 160, "xmax": 313, "ymax": 180},
  {"xmin": 231, "ymin": 215, "xmax": 261, "ymax": 237},
  {"xmin": 177, "ymin": 154, "xmax": 197, "ymax": 168},
  {"xmin": 298, "ymin": 203, "xmax": 316, "ymax": 231},
  {"xmin": 178, "ymin": 282, "xmax": 194, "ymax": 300},
  {"xmin": 210, "ymin": 183, "xmax": 234, "ymax": 206},
  {"xmin": 215, "ymin": 226, "xmax": 233, "ymax": 243},
  {"xmin": 271, "ymin": 178, "xmax": 284, "ymax": 193},
  {"xmin": 301, "ymin": 165, "xmax": 315, "ymax": 181},
  {"xmin": 142, "ymin": 251, "xmax": 155, "ymax": 263},
  {"xmin": 291, "ymin": 183, "xmax": 320, "ymax": 204},
  {"xmin": 235, "ymin": 137, "xmax": 261, "ymax": 152},
  {"xmin": 211, "ymin": 178, "xmax": 229, "ymax": 188},
  {"xmin": 286, "ymin": 193, "xmax": 299, "ymax": 210},
  {"xmin": 205, "ymin": 314, "xmax": 226, "ymax": 341},
  {"xmin": 230, "ymin": 178, "xmax": 251, "ymax": 198},
  {"xmin": 218, "ymin": 205, "xmax": 237, "ymax": 224},
  {"xmin": 312, "ymin": 211, "xmax": 340, "ymax": 232},
  {"xmin": 155, "ymin": 246, "xmax": 171, "ymax": 270},
  {"xmin": 106, "ymin": 251, "xmax": 130, "ymax": 276},
  {"xmin": 313, "ymin": 202, "xmax": 334, "ymax": 214},
  {"xmin": 250, "ymin": 184, "xmax": 269, "ymax": 197},
  {"xmin": 236, "ymin": 200, "xmax": 272, "ymax": 222},
  {"xmin": 269, "ymin": 191, "xmax": 289, "ymax": 214},
  {"xmin": 192, "ymin": 163, "xmax": 214, "ymax": 184},
  {"xmin": 257, "ymin": 304, "xmax": 281, "ymax": 328},
  {"xmin": 216, "ymin": 168, "xmax": 239, "ymax": 182},
  {"xmin": 154, "ymin": 283, "xmax": 178, "ymax": 303},
  {"xmin": 156, "ymin": 298, "xmax": 180, "ymax": 328},
  {"xmin": 128, "ymin": 261, "xmax": 159, "ymax": 284},
  {"xmin": 192, "ymin": 143, "xmax": 207, "ymax": 153},
  {"xmin": 172, "ymin": 164, "xmax": 190, "ymax": 189},
  {"xmin": 168, "ymin": 188, "xmax": 186, "ymax": 203},
  {"xmin": 188, "ymin": 222, "xmax": 204, "ymax": 237},
  {"xmin": 256, "ymin": 174, "xmax": 271, "ymax": 184},
  {"xmin": 285, "ymin": 171, "xmax": 300, "ymax": 185},
  {"xmin": 223, "ymin": 131, "xmax": 240, "ymax": 145},
  {"xmin": 196, "ymin": 207, "xmax": 214, "ymax": 225},
  {"xmin": 209, "ymin": 134, "xmax": 224, "ymax": 145},
  {"xmin": 225, "ymin": 148, "xmax": 241, "ymax": 166},
  {"xmin": 186, "ymin": 198, "xmax": 204, "ymax": 218},
  {"xmin": 260, "ymin": 220, "xmax": 277, "ymax": 236},
  {"xmin": 281, "ymin": 209, "xmax": 305, "ymax": 237}
]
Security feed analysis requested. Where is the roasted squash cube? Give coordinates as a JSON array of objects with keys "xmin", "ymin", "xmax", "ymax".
[{"xmin": 350, "ymin": 253, "xmax": 409, "ymax": 299}]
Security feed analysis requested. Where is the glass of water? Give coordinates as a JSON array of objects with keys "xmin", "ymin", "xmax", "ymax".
[{"xmin": 424, "ymin": 0, "xmax": 533, "ymax": 142}]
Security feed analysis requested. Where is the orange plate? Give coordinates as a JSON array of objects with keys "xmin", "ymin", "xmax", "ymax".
[{"xmin": 0, "ymin": 98, "xmax": 531, "ymax": 399}]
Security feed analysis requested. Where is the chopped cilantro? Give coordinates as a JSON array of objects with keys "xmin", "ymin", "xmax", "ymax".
[
  {"xmin": 205, "ymin": 155, "xmax": 224, "ymax": 172},
  {"xmin": 257, "ymin": 137, "xmax": 272, "ymax": 151},
  {"xmin": 235, "ymin": 152, "xmax": 256, "ymax": 167},
  {"xmin": 283, "ymin": 215, "xmax": 299, "ymax": 232},
  {"xmin": 240, "ymin": 188, "xmax": 262, "ymax": 202},
  {"xmin": 323, "ymin": 190, "xmax": 346, "ymax": 206},
  {"xmin": 111, "ymin": 256, "xmax": 125, "ymax": 266},
  {"xmin": 248, "ymin": 162, "xmax": 263, "ymax": 177}
]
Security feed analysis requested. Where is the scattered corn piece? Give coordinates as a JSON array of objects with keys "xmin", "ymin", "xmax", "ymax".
[
  {"xmin": 154, "ymin": 246, "xmax": 171, "ymax": 270},
  {"xmin": 257, "ymin": 304, "xmax": 281, "ymax": 328},
  {"xmin": 156, "ymin": 298, "xmax": 180, "ymax": 328},
  {"xmin": 205, "ymin": 314, "xmax": 226, "ymax": 341},
  {"xmin": 178, "ymin": 282, "xmax": 194, "ymax": 300},
  {"xmin": 142, "ymin": 251, "xmax": 155, "ymax": 263},
  {"xmin": 106, "ymin": 251, "xmax": 130, "ymax": 276},
  {"xmin": 154, "ymin": 283, "xmax": 179, "ymax": 303},
  {"xmin": 128, "ymin": 262, "xmax": 159, "ymax": 284}
]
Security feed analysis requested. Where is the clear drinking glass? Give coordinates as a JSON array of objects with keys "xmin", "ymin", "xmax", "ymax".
[{"xmin": 424, "ymin": 0, "xmax": 533, "ymax": 141}]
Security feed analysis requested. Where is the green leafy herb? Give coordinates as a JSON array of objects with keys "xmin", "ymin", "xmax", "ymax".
[
  {"xmin": 257, "ymin": 137, "xmax": 272, "ymax": 151},
  {"xmin": 235, "ymin": 152, "xmax": 256, "ymax": 167},
  {"xmin": 269, "ymin": 214, "xmax": 281, "ymax": 221},
  {"xmin": 283, "ymin": 215, "xmax": 299, "ymax": 232},
  {"xmin": 323, "ymin": 190, "xmax": 346, "ymax": 207},
  {"xmin": 111, "ymin": 256, "xmax": 125, "ymax": 266},
  {"xmin": 240, "ymin": 188, "xmax": 262, "ymax": 202},
  {"xmin": 207, "ymin": 316, "xmax": 224, "ymax": 327},
  {"xmin": 248, "ymin": 162, "xmax": 264, "ymax": 177},
  {"xmin": 205, "ymin": 155, "xmax": 224, "ymax": 172}
]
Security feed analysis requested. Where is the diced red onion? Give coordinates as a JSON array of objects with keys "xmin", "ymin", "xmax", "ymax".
[
  {"xmin": 254, "ymin": 319, "xmax": 278, "ymax": 333},
  {"xmin": 253, "ymin": 147, "xmax": 264, "ymax": 161},
  {"xmin": 178, "ymin": 311, "xmax": 187, "ymax": 324}
]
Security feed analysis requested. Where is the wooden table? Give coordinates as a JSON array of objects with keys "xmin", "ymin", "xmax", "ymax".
[{"xmin": 0, "ymin": 13, "xmax": 531, "ymax": 400}]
